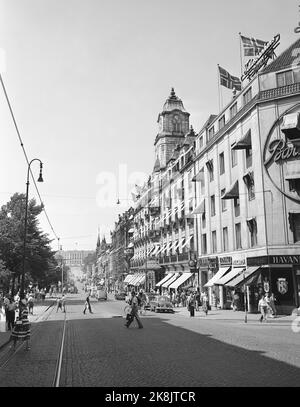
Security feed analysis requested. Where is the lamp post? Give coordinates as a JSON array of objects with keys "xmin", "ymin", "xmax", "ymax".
[{"xmin": 20, "ymin": 159, "xmax": 43, "ymax": 300}]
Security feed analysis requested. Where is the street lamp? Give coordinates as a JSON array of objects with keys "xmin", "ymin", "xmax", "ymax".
[{"xmin": 20, "ymin": 159, "xmax": 43, "ymax": 300}]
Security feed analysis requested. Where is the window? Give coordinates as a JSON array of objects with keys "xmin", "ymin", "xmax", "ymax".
[
  {"xmin": 235, "ymin": 223, "xmax": 242, "ymax": 249},
  {"xmin": 276, "ymin": 70, "xmax": 294, "ymax": 87},
  {"xmin": 222, "ymin": 227, "xmax": 228, "ymax": 252},
  {"xmin": 202, "ymin": 234, "xmax": 207, "ymax": 254},
  {"xmin": 234, "ymin": 198, "xmax": 240, "ymax": 217},
  {"xmin": 247, "ymin": 218, "xmax": 257, "ymax": 247},
  {"xmin": 212, "ymin": 231, "xmax": 217, "ymax": 253},
  {"xmin": 211, "ymin": 195, "xmax": 216, "ymax": 217},
  {"xmin": 245, "ymin": 147, "xmax": 253, "ymax": 168},
  {"xmin": 230, "ymin": 103, "xmax": 237, "ymax": 119},
  {"xmin": 206, "ymin": 159, "xmax": 214, "ymax": 181},
  {"xmin": 221, "ymin": 188, "xmax": 226, "ymax": 211},
  {"xmin": 208, "ymin": 126, "xmax": 215, "ymax": 140},
  {"xmin": 231, "ymin": 145, "xmax": 237, "ymax": 167},
  {"xmin": 219, "ymin": 152, "xmax": 225, "ymax": 175},
  {"xmin": 199, "ymin": 135, "xmax": 204, "ymax": 149},
  {"xmin": 243, "ymin": 88, "xmax": 252, "ymax": 105},
  {"xmin": 289, "ymin": 213, "xmax": 300, "ymax": 242},
  {"xmin": 219, "ymin": 115, "xmax": 225, "ymax": 130}
]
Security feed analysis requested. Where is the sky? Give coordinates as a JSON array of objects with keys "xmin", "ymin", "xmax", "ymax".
[{"xmin": 0, "ymin": 0, "xmax": 298, "ymax": 251}]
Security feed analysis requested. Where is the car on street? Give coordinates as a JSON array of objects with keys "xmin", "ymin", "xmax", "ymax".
[
  {"xmin": 96, "ymin": 288, "xmax": 107, "ymax": 301},
  {"xmin": 149, "ymin": 295, "xmax": 175, "ymax": 313},
  {"xmin": 114, "ymin": 291, "xmax": 126, "ymax": 300}
]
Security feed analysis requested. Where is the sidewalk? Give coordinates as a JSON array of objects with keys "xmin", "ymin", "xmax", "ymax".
[
  {"xmin": 172, "ymin": 306, "xmax": 296, "ymax": 323},
  {"xmin": 0, "ymin": 302, "xmax": 51, "ymax": 350}
]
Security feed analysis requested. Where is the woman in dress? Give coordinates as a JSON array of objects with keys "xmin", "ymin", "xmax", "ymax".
[{"xmin": 11, "ymin": 298, "xmax": 31, "ymax": 351}]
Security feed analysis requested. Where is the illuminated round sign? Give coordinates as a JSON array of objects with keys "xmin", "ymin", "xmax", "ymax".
[{"xmin": 263, "ymin": 103, "xmax": 300, "ymax": 204}]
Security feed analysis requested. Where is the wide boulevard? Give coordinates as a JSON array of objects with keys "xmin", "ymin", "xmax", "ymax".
[{"xmin": 0, "ymin": 287, "xmax": 299, "ymax": 387}]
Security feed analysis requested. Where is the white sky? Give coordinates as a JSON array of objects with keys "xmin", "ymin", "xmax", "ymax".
[{"xmin": 0, "ymin": 0, "xmax": 298, "ymax": 251}]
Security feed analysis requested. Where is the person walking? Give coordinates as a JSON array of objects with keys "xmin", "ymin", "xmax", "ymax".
[
  {"xmin": 188, "ymin": 293, "xmax": 196, "ymax": 317},
  {"xmin": 83, "ymin": 292, "xmax": 93, "ymax": 314},
  {"xmin": 258, "ymin": 294, "xmax": 268, "ymax": 322},
  {"xmin": 11, "ymin": 298, "xmax": 31, "ymax": 351},
  {"xmin": 6, "ymin": 297, "xmax": 17, "ymax": 331},
  {"xmin": 56, "ymin": 296, "xmax": 63, "ymax": 312},
  {"xmin": 125, "ymin": 291, "xmax": 143, "ymax": 329},
  {"xmin": 27, "ymin": 294, "xmax": 34, "ymax": 315},
  {"xmin": 269, "ymin": 293, "xmax": 277, "ymax": 317},
  {"xmin": 201, "ymin": 291, "xmax": 209, "ymax": 315},
  {"xmin": 195, "ymin": 290, "xmax": 201, "ymax": 312},
  {"xmin": 61, "ymin": 294, "xmax": 66, "ymax": 313}
]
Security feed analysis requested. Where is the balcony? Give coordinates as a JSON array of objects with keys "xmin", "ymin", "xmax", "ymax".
[
  {"xmin": 158, "ymin": 251, "xmax": 194, "ymax": 264},
  {"xmin": 259, "ymin": 82, "xmax": 300, "ymax": 101}
]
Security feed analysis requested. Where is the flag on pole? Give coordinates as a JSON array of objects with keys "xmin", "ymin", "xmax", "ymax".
[
  {"xmin": 218, "ymin": 66, "xmax": 242, "ymax": 91},
  {"xmin": 240, "ymin": 35, "xmax": 268, "ymax": 56}
]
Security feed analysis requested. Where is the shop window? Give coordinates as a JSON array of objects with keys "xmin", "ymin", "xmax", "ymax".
[
  {"xmin": 231, "ymin": 145, "xmax": 237, "ymax": 167},
  {"xmin": 276, "ymin": 70, "xmax": 294, "ymax": 87},
  {"xmin": 288, "ymin": 213, "xmax": 300, "ymax": 242},
  {"xmin": 221, "ymin": 188, "xmax": 227, "ymax": 211},
  {"xmin": 219, "ymin": 152, "xmax": 225, "ymax": 175},
  {"xmin": 212, "ymin": 231, "xmax": 217, "ymax": 253},
  {"xmin": 223, "ymin": 227, "xmax": 229, "ymax": 252},
  {"xmin": 211, "ymin": 195, "xmax": 216, "ymax": 217},
  {"xmin": 202, "ymin": 234, "xmax": 207, "ymax": 254},
  {"xmin": 247, "ymin": 218, "xmax": 257, "ymax": 247},
  {"xmin": 235, "ymin": 223, "xmax": 242, "ymax": 249}
]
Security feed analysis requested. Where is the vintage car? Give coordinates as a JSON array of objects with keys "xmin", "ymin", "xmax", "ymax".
[
  {"xmin": 149, "ymin": 295, "xmax": 175, "ymax": 313},
  {"xmin": 114, "ymin": 291, "xmax": 126, "ymax": 300},
  {"xmin": 96, "ymin": 288, "xmax": 107, "ymax": 301}
]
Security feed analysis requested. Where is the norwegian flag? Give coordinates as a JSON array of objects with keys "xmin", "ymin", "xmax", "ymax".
[
  {"xmin": 241, "ymin": 35, "xmax": 268, "ymax": 56},
  {"xmin": 218, "ymin": 66, "xmax": 241, "ymax": 91}
]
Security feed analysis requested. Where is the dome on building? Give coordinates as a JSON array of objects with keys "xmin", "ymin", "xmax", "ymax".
[{"xmin": 162, "ymin": 88, "xmax": 187, "ymax": 113}]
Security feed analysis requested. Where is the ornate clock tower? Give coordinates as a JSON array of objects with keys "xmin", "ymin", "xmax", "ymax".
[{"xmin": 154, "ymin": 88, "xmax": 190, "ymax": 169}]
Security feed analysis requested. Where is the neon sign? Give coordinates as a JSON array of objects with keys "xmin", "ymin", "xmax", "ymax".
[{"xmin": 241, "ymin": 34, "xmax": 280, "ymax": 81}]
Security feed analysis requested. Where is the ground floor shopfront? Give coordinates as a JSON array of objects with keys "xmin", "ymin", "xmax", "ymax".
[{"xmin": 202, "ymin": 254, "xmax": 300, "ymax": 314}]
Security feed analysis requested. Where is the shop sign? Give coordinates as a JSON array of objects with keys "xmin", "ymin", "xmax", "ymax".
[
  {"xmin": 263, "ymin": 104, "xmax": 300, "ymax": 204},
  {"xmin": 198, "ymin": 257, "xmax": 209, "ymax": 269},
  {"xmin": 247, "ymin": 256, "xmax": 268, "ymax": 266},
  {"xmin": 219, "ymin": 256, "xmax": 232, "ymax": 266},
  {"xmin": 241, "ymin": 34, "xmax": 280, "ymax": 81},
  {"xmin": 232, "ymin": 254, "xmax": 246, "ymax": 267},
  {"xmin": 208, "ymin": 257, "xmax": 218, "ymax": 270},
  {"xmin": 277, "ymin": 278, "xmax": 288, "ymax": 295},
  {"xmin": 270, "ymin": 255, "xmax": 300, "ymax": 264}
]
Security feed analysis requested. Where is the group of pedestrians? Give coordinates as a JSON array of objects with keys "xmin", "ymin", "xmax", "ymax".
[
  {"xmin": 186, "ymin": 291, "xmax": 209, "ymax": 317},
  {"xmin": 258, "ymin": 292, "xmax": 277, "ymax": 322}
]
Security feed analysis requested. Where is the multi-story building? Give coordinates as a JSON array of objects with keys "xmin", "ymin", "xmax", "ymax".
[
  {"xmin": 193, "ymin": 37, "xmax": 300, "ymax": 314},
  {"xmin": 60, "ymin": 250, "xmax": 94, "ymax": 268}
]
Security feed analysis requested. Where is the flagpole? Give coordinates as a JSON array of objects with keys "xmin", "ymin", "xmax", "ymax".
[
  {"xmin": 217, "ymin": 64, "xmax": 222, "ymax": 111},
  {"xmin": 239, "ymin": 32, "xmax": 243, "ymax": 78}
]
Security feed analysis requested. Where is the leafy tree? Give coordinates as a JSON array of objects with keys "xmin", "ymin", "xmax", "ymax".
[{"xmin": 0, "ymin": 193, "xmax": 59, "ymax": 293}]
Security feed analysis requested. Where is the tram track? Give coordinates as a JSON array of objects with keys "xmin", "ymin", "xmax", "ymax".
[{"xmin": 0, "ymin": 300, "xmax": 68, "ymax": 387}]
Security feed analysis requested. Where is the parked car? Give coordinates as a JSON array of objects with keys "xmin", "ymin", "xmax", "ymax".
[
  {"xmin": 149, "ymin": 295, "xmax": 175, "ymax": 313},
  {"xmin": 96, "ymin": 288, "xmax": 107, "ymax": 301},
  {"xmin": 114, "ymin": 291, "xmax": 126, "ymax": 300}
]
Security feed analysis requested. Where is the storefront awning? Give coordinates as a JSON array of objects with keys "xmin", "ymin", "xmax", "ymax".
[
  {"xmin": 192, "ymin": 169, "xmax": 204, "ymax": 182},
  {"xmin": 214, "ymin": 267, "xmax": 245, "ymax": 285},
  {"xmin": 161, "ymin": 272, "xmax": 180, "ymax": 288},
  {"xmin": 124, "ymin": 274, "xmax": 135, "ymax": 284},
  {"xmin": 281, "ymin": 112, "xmax": 300, "ymax": 139},
  {"xmin": 156, "ymin": 272, "xmax": 174, "ymax": 287},
  {"xmin": 224, "ymin": 266, "xmax": 261, "ymax": 287},
  {"xmin": 285, "ymin": 160, "xmax": 300, "ymax": 180},
  {"xmin": 135, "ymin": 274, "xmax": 145, "ymax": 286},
  {"xmin": 221, "ymin": 180, "xmax": 239, "ymax": 200},
  {"xmin": 129, "ymin": 274, "xmax": 142, "ymax": 286},
  {"xmin": 192, "ymin": 199, "xmax": 205, "ymax": 215},
  {"xmin": 151, "ymin": 245, "xmax": 161, "ymax": 256},
  {"xmin": 231, "ymin": 129, "xmax": 252, "ymax": 150},
  {"xmin": 168, "ymin": 272, "xmax": 193, "ymax": 290},
  {"xmin": 204, "ymin": 267, "xmax": 231, "ymax": 287},
  {"xmin": 127, "ymin": 242, "xmax": 134, "ymax": 248}
]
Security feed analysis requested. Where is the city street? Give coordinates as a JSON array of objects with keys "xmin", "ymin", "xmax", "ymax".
[{"xmin": 0, "ymin": 290, "xmax": 299, "ymax": 387}]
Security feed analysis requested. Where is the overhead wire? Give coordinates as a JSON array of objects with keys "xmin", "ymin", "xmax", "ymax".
[{"xmin": 0, "ymin": 72, "xmax": 59, "ymax": 242}]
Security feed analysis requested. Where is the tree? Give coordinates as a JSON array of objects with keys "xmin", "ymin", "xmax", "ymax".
[{"xmin": 0, "ymin": 193, "xmax": 59, "ymax": 293}]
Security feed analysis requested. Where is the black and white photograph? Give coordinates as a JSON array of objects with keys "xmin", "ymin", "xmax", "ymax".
[{"xmin": 0, "ymin": 0, "xmax": 300, "ymax": 395}]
